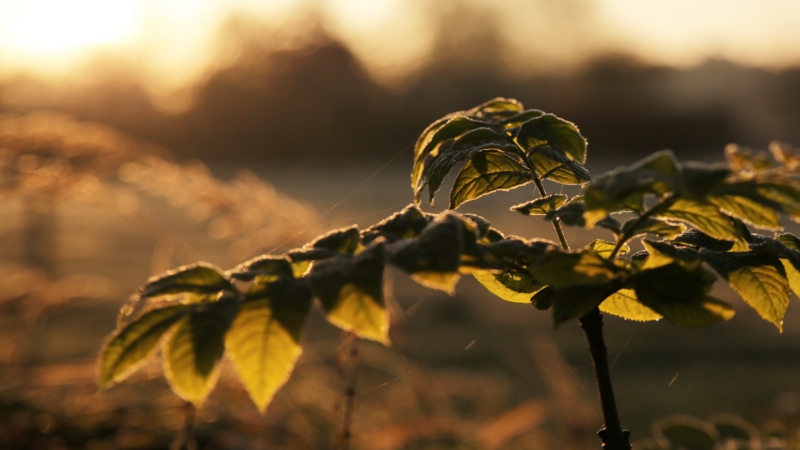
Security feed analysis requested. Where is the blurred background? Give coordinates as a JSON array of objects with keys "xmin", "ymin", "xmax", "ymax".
[{"xmin": 2, "ymin": 0, "xmax": 800, "ymax": 448}]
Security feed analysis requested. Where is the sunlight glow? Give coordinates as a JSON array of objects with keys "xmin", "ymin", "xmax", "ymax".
[
  {"xmin": 0, "ymin": 0, "xmax": 799, "ymax": 107},
  {"xmin": 0, "ymin": 0, "xmax": 139, "ymax": 54}
]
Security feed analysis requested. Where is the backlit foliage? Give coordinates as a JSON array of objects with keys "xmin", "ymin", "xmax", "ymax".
[{"xmin": 100, "ymin": 98, "xmax": 800, "ymax": 419}]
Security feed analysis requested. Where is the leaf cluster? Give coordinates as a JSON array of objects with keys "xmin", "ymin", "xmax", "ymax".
[
  {"xmin": 100, "ymin": 99, "xmax": 800, "ymax": 419},
  {"xmin": 99, "ymin": 204, "xmax": 562, "ymax": 413}
]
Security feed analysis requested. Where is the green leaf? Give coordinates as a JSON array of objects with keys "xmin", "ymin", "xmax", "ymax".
[
  {"xmin": 141, "ymin": 263, "xmax": 234, "ymax": 303},
  {"xmin": 361, "ymin": 204, "xmax": 432, "ymax": 245},
  {"xmin": 755, "ymin": 182, "xmax": 800, "ymax": 221},
  {"xmin": 599, "ymin": 289, "xmax": 662, "ymax": 322},
  {"xmin": 586, "ymin": 239, "xmax": 628, "ymax": 259},
  {"xmin": 780, "ymin": 259, "xmax": 800, "ymax": 297},
  {"xmin": 226, "ymin": 278, "xmax": 313, "ymax": 413},
  {"xmin": 511, "ymin": 194, "xmax": 568, "ymax": 216},
  {"xmin": 230, "ymin": 255, "xmax": 294, "ymax": 282},
  {"xmin": 421, "ymin": 128, "xmax": 520, "ymax": 205},
  {"xmin": 655, "ymin": 198, "xmax": 742, "ymax": 241},
  {"xmin": 700, "ymin": 251, "xmax": 789, "ymax": 331},
  {"xmin": 163, "ymin": 298, "xmax": 238, "ymax": 404},
  {"xmin": 708, "ymin": 194, "xmax": 781, "ymax": 230},
  {"xmin": 412, "ymin": 115, "xmax": 492, "ymax": 202},
  {"xmin": 473, "ymin": 271, "xmax": 544, "ymax": 304},
  {"xmin": 500, "ymin": 109, "xmax": 545, "ymax": 131},
  {"xmin": 644, "ymin": 295, "xmax": 735, "ymax": 328},
  {"xmin": 527, "ymin": 147, "xmax": 590, "ymax": 185},
  {"xmin": 467, "ymin": 97, "xmax": 524, "ymax": 120},
  {"xmin": 621, "ymin": 217, "xmax": 686, "ymax": 240},
  {"xmin": 584, "ymin": 150, "xmax": 680, "ymax": 226},
  {"xmin": 99, "ymin": 304, "xmax": 192, "ymax": 388},
  {"xmin": 515, "ymin": 113, "xmax": 587, "ymax": 163},
  {"xmin": 449, "ymin": 149, "xmax": 534, "ymax": 209},
  {"xmin": 308, "ymin": 243, "xmax": 389, "ymax": 343}
]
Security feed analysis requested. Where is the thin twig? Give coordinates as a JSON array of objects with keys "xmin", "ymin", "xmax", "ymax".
[
  {"xmin": 333, "ymin": 332, "xmax": 359, "ymax": 450},
  {"xmin": 169, "ymin": 401, "xmax": 197, "ymax": 450}
]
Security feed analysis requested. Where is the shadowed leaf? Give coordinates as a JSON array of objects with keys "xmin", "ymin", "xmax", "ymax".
[
  {"xmin": 308, "ymin": 243, "xmax": 389, "ymax": 343},
  {"xmin": 389, "ymin": 213, "xmax": 464, "ymax": 293},
  {"xmin": 653, "ymin": 415, "xmax": 718, "ymax": 450},
  {"xmin": 141, "ymin": 263, "xmax": 234, "ymax": 303},
  {"xmin": 99, "ymin": 304, "xmax": 192, "ymax": 388},
  {"xmin": 635, "ymin": 262, "xmax": 733, "ymax": 328},
  {"xmin": 584, "ymin": 150, "xmax": 680, "ymax": 226},
  {"xmin": 551, "ymin": 282, "xmax": 624, "ymax": 326},
  {"xmin": 511, "ymin": 194, "xmax": 568, "ymax": 216},
  {"xmin": 163, "ymin": 298, "xmax": 238, "ymax": 404}
]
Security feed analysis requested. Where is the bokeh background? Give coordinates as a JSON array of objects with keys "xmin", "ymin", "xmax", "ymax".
[{"xmin": 2, "ymin": 0, "xmax": 800, "ymax": 448}]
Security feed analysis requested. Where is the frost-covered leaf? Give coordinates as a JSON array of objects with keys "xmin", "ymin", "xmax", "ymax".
[
  {"xmin": 450, "ymin": 149, "xmax": 533, "ymax": 209},
  {"xmin": 308, "ymin": 243, "xmax": 389, "ymax": 343},
  {"xmin": 361, "ymin": 204, "xmax": 432, "ymax": 245},
  {"xmin": 308, "ymin": 226, "xmax": 361, "ymax": 255},
  {"xmin": 230, "ymin": 255, "xmax": 294, "ymax": 282},
  {"xmin": 389, "ymin": 214, "xmax": 464, "ymax": 293},
  {"xmin": 226, "ymin": 278, "xmax": 312, "ymax": 413},
  {"xmin": 511, "ymin": 195, "xmax": 568, "ymax": 216},
  {"xmin": 163, "ymin": 298, "xmax": 238, "ymax": 404},
  {"xmin": 599, "ymin": 289, "xmax": 662, "ymax": 322}
]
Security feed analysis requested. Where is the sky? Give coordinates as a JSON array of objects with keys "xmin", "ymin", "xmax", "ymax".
[{"xmin": 1, "ymin": 0, "xmax": 799, "ymax": 108}]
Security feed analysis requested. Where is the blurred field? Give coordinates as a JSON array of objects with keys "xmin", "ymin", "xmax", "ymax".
[{"xmin": 3, "ymin": 148, "xmax": 800, "ymax": 448}]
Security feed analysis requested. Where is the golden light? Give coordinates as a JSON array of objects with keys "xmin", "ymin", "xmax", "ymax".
[
  {"xmin": 1, "ymin": 0, "xmax": 799, "ymax": 110},
  {"xmin": 0, "ymin": 0, "xmax": 139, "ymax": 55}
]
